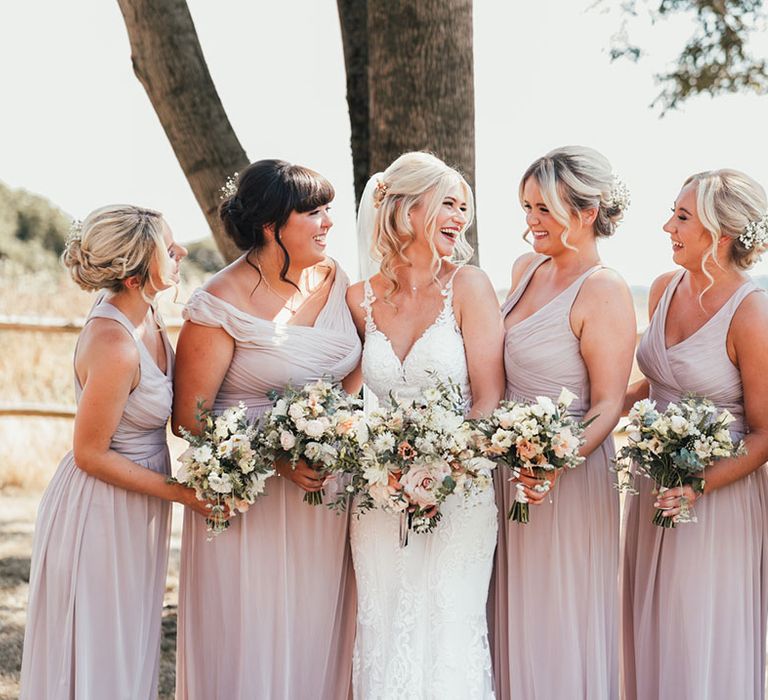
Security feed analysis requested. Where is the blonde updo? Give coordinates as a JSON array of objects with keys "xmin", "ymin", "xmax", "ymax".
[
  {"xmin": 684, "ymin": 169, "xmax": 768, "ymax": 272},
  {"xmin": 62, "ymin": 205, "xmax": 172, "ymax": 294},
  {"xmin": 370, "ymin": 151, "xmax": 474, "ymax": 299},
  {"xmin": 519, "ymin": 145, "xmax": 627, "ymax": 248}
]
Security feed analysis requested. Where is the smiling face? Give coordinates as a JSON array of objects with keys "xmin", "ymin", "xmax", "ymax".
[
  {"xmin": 663, "ymin": 182, "xmax": 716, "ymax": 270},
  {"xmin": 409, "ymin": 181, "xmax": 469, "ymax": 258},
  {"xmin": 277, "ymin": 202, "xmax": 333, "ymax": 268},
  {"xmin": 521, "ymin": 177, "xmax": 570, "ymax": 254},
  {"xmin": 147, "ymin": 219, "xmax": 187, "ymax": 293}
]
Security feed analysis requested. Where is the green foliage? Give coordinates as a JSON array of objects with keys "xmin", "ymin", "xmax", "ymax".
[
  {"xmin": 605, "ymin": 0, "xmax": 768, "ymax": 112},
  {"xmin": 0, "ymin": 181, "xmax": 71, "ymax": 271}
]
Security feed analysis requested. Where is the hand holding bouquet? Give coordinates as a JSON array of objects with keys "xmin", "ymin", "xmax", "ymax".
[
  {"xmin": 615, "ymin": 396, "xmax": 745, "ymax": 527},
  {"xmin": 174, "ymin": 402, "xmax": 274, "ymax": 537},
  {"xmin": 473, "ymin": 388, "xmax": 589, "ymax": 524},
  {"xmin": 258, "ymin": 379, "xmax": 366, "ymax": 506}
]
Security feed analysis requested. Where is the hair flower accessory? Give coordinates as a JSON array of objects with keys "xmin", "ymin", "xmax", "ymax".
[
  {"xmin": 68, "ymin": 218, "xmax": 84, "ymax": 241},
  {"xmin": 373, "ymin": 179, "xmax": 389, "ymax": 209},
  {"xmin": 607, "ymin": 175, "xmax": 631, "ymax": 213},
  {"xmin": 739, "ymin": 213, "xmax": 768, "ymax": 250},
  {"xmin": 219, "ymin": 171, "xmax": 240, "ymax": 200}
]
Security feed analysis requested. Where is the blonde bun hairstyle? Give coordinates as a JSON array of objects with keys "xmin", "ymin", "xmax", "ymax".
[
  {"xmin": 363, "ymin": 151, "xmax": 474, "ymax": 300},
  {"xmin": 62, "ymin": 205, "xmax": 172, "ymax": 295},
  {"xmin": 520, "ymin": 145, "xmax": 627, "ymax": 249},
  {"xmin": 685, "ymin": 169, "xmax": 768, "ymax": 272}
]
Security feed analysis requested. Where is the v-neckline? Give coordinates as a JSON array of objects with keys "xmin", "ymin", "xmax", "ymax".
[
  {"xmin": 504, "ymin": 257, "xmax": 598, "ymax": 331},
  {"xmin": 365, "ymin": 279, "xmax": 455, "ymax": 368},
  {"xmin": 662, "ymin": 271, "xmax": 751, "ymax": 351}
]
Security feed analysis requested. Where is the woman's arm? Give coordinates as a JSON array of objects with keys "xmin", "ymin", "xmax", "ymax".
[
  {"xmin": 454, "ymin": 266, "xmax": 506, "ymax": 419},
  {"xmin": 656, "ymin": 290, "xmax": 768, "ymax": 515},
  {"xmin": 342, "ymin": 282, "xmax": 367, "ymax": 396},
  {"xmin": 576, "ymin": 269, "xmax": 637, "ymax": 457},
  {"xmin": 72, "ymin": 321, "xmax": 212, "ymax": 516}
]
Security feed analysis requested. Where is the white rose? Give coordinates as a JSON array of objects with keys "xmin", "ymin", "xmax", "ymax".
[
  {"xmin": 557, "ymin": 387, "xmax": 578, "ymax": 408},
  {"xmin": 669, "ymin": 415, "xmax": 689, "ymax": 435},
  {"xmin": 193, "ymin": 444, "xmax": 214, "ymax": 464},
  {"xmin": 272, "ymin": 398, "xmax": 288, "ymax": 417},
  {"xmin": 175, "ymin": 461, "xmax": 190, "ymax": 483},
  {"xmin": 208, "ymin": 471, "xmax": 233, "ymax": 494},
  {"xmin": 304, "ymin": 418, "xmax": 328, "ymax": 438},
  {"xmin": 280, "ymin": 431, "xmax": 297, "ymax": 450},
  {"xmin": 288, "ymin": 402, "xmax": 306, "ymax": 421},
  {"xmin": 534, "ymin": 396, "xmax": 557, "ymax": 416}
]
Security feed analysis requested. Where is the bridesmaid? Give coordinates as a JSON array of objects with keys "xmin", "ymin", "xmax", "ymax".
[
  {"xmin": 173, "ymin": 159, "xmax": 362, "ymax": 699},
  {"xmin": 621, "ymin": 169, "xmax": 768, "ymax": 699},
  {"xmin": 19, "ymin": 205, "xmax": 203, "ymax": 699},
  {"xmin": 490, "ymin": 146, "xmax": 636, "ymax": 699}
]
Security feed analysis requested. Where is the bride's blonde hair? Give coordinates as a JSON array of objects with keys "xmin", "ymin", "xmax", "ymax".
[{"xmin": 358, "ymin": 152, "xmax": 474, "ymax": 301}]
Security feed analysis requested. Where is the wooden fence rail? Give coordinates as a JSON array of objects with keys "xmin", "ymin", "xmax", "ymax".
[
  {"xmin": 0, "ymin": 314, "xmax": 184, "ymax": 334},
  {"xmin": 1, "ymin": 315, "xmax": 642, "ymax": 425}
]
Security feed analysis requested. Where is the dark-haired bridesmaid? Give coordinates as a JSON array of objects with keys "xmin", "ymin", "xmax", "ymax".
[
  {"xmin": 173, "ymin": 160, "xmax": 362, "ymax": 699},
  {"xmin": 621, "ymin": 169, "xmax": 768, "ymax": 700}
]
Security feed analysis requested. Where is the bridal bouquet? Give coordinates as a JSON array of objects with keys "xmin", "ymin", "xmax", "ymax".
[
  {"xmin": 174, "ymin": 402, "xmax": 274, "ymax": 537},
  {"xmin": 258, "ymin": 379, "xmax": 366, "ymax": 506},
  {"xmin": 615, "ymin": 396, "xmax": 745, "ymax": 527},
  {"xmin": 354, "ymin": 383, "xmax": 496, "ymax": 541},
  {"xmin": 472, "ymin": 388, "xmax": 588, "ymax": 524}
]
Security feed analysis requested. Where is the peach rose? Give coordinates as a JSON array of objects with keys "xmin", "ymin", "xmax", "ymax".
[{"xmin": 400, "ymin": 461, "xmax": 451, "ymax": 509}]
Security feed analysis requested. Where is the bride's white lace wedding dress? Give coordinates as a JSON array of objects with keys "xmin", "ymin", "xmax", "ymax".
[{"xmin": 350, "ymin": 271, "xmax": 498, "ymax": 700}]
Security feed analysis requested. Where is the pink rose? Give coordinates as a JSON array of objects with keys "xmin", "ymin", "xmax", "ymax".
[{"xmin": 400, "ymin": 461, "xmax": 451, "ymax": 509}]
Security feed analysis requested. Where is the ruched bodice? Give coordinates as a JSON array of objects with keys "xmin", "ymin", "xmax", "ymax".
[
  {"xmin": 491, "ymin": 254, "xmax": 619, "ymax": 700},
  {"xmin": 183, "ymin": 266, "xmax": 360, "ymax": 417},
  {"xmin": 360, "ymin": 270, "xmax": 470, "ymax": 405},
  {"xmin": 502, "ymin": 255, "xmax": 598, "ymax": 415},
  {"xmin": 636, "ymin": 269, "xmax": 760, "ymax": 435},
  {"xmin": 176, "ymin": 262, "xmax": 362, "ymax": 700}
]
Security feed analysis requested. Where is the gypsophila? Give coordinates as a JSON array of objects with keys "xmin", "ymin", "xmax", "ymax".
[
  {"xmin": 607, "ymin": 175, "xmax": 631, "ymax": 214},
  {"xmin": 739, "ymin": 213, "xmax": 768, "ymax": 250},
  {"xmin": 68, "ymin": 219, "xmax": 83, "ymax": 241},
  {"xmin": 219, "ymin": 171, "xmax": 239, "ymax": 200}
]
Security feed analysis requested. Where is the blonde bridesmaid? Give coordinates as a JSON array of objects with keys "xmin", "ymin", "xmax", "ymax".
[
  {"xmin": 490, "ymin": 146, "xmax": 636, "ymax": 699},
  {"xmin": 173, "ymin": 160, "xmax": 362, "ymax": 700},
  {"xmin": 621, "ymin": 169, "xmax": 768, "ymax": 699},
  {"xmin": 19, "ymin": 205, "xmax": 203, "ymax": 699}
]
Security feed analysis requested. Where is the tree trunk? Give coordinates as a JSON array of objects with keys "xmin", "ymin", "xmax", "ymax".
[
  {"xmin": 116, "ymin": 0, "xmax": 245, "ymax": 262},
  {"xmin": 336, "ymin": 0, "xmax": 370, "ymax": 208},
  {"xmin": 338, "ymin": 0, "xmax": 479, "ymax": 263}
]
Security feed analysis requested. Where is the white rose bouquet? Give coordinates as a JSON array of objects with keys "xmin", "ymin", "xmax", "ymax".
[
  {"xmin": 615, "ymin": 396, "xmax": 745, "ymax": 527},
  {"xmin": 354, "ymin": 382, "xmax": 496, "ymax": 542},
  {"xmin": 258, "ymin": 379, "xmax": 366, "ymax": 506},
  {"xmin": 174, "ymin": 402, "xmax": 274, "ymax": 537},
  {"xmin": 472, "ymin": 388, "xmax": 589, "ymax": 524}
]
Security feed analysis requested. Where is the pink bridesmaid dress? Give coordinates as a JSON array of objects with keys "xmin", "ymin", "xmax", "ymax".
[
  {"xmin": 20, "ymin": 297, "xmax": 174, "ymax": 699},
  {"xmin": 490, "ymin": 255, "xmax": 619, "ymax": 699},
  {"xmin": 175, "ymin": 265, "xmax": 361, "ymax": 700},
  {"xmin": 621, "ymin": 269, "xmax": 768, "ymax": 700}
]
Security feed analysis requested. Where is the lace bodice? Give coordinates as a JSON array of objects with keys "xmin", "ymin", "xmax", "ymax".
[{"xmin": 360, "ymin": 270, "xmax": 470, "ymax": 405}]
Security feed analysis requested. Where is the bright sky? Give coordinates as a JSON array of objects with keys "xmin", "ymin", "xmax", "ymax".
[{"xmin": 2, "ymin": 0, "xmax": 768, "ymax": 289}]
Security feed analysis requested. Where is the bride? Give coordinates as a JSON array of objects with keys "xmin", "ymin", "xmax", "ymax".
[{"xmin": 347, "ymin": 151, "xmax": 505, "ymax": 699}]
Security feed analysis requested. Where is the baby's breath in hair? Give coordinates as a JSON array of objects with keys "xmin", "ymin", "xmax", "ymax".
[
  {"xmin": 68, "ymin": 218, "xmax": 84, "ymax": 241},
  {"xmin": 607, "ymin": 175, "xmax": 631, "ymax": 213},
  {"xmin": 739, "ymin": 213, "xmax": 768, "ymax": 250},
  {"xmin": 220, "ymin": 172, "xmax": 239, "ymax": 200}
]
